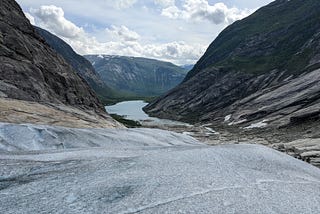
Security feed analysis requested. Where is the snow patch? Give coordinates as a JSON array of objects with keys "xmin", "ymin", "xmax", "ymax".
[
  {"xmin": 224, "ymin": 115, "xmax": 232, "ymax": 122},
  {"xmin": 228, "ymin": 119, "xmax": 247, "ymax": 126},
  {"xmin": 204, "ymin": 127, "xmax": 219, "ymax": 135},
  {"xmin": 97, "ymin": 54, "xmax": 104, "ymax": 59},
  {"xmin": 182, "ymin": 131, "xmax": 195, "ymax": 136},
  {"xmin": 244, "ymin": 120, "xmax": 268, "ymax": 129},
  {"xmin": 201, "ymin": 123, "xmax": 213, "ymax": 127}
]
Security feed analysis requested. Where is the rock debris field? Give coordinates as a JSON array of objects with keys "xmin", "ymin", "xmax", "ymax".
[{"xmin": 0, "ymin": 122, "xmax": 320, "ymax": 213}]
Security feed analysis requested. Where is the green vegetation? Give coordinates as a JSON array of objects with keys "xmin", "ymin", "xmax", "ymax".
[
  {"xmin": 110, "ymin": 114, "xmax": 141, "ymax": 128},
  {"xmin": 142, "ymin": 96, "xmax": 158, "ymax": 103},
  {"xmin": 186, "ymin": 0, "xmax": 320, "ymax": 80},
  {"xmin": 85, "ymin": 55, "xmax": 187, "ymax": 97}
]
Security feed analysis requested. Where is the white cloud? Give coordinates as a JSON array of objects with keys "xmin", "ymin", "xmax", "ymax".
[
  {"xmin": 17, "ymin": 0, "xmax": 273, "ymax": 65},
  {"xmin": 66, "ymin": 35, "xmax": 204, "ymax": 65},
  {"xmin": 106, "ymin": 25, "xmax": 140, "ymax": 41},
  {"xmin": 144, "ymin": 41, "xmax": 204, "ymax": 64},
  {"xmin": 162, "ymin": 0, "xmax": 254, "ymax": 25},
  {"xmin": 161, "ymin": 6, "xmax": 182, "ymax": 19},
  {"xmin": 31, "ymin": 5, "xmax": 84, "ymax": 39},
  {"xmin": 30, "ymin": 5, "xmax": 205, "ymax": 65},
  {"xmin": 154, "ymin": 0, "xmax": 175, "ymax": 7},
  {"xmin": 24, "ymin": 12, "xmax": 35, "ymax": 25},
  {"xmin": 114, "ymin": 0, "xmax": 137, "ymax": 9}
]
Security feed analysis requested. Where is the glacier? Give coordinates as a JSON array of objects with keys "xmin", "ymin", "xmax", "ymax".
[{"xmin": 0, "ymin": 122, "xmax": 320, "ymax": 213}]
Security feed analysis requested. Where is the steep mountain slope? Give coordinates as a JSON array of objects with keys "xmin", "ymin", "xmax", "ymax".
[
  {"xmin": 145, "ymin": 0, "xmax": 320, "ymax": 128},
  {"xmin": 181, "ymin": 64, "xmax": 194, "ymax": 72},
  {"xmin": 0, "ymin": 0, "xmax": 120, "ymax": 128},
  {"xmin": 34, "ymin": 27, "xmax": 122, "ymax": 104},
  {"xmin": 85, "ymin": 55, "xmax": 188, "ymax": 97}
]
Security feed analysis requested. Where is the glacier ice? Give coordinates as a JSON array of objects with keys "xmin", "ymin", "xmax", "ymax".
[{"xmin": 0, "ymin": 122, "xmax": 320, "ymax": 213}]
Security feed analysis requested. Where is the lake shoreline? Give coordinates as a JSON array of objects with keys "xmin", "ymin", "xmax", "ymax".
[{"xmin": 106, "ymin": 100, "xmax": 320, "ymax": 168}]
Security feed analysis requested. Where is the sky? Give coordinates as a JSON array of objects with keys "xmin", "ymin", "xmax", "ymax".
[{"xmin": 17, "ymin": 0, "xmax": 273, "ymax": 65}]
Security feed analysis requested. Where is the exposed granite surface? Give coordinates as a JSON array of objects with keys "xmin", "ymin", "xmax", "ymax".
[
  {"xmin": 0, "ymin": 0, "xmax": 121, "ymax": 128},
  {"xmin": 0, "ymin": 0, "xmax": 103, "ymax": 111},
  {"xmin": 34, "ymin": 27, "xmax": 117, "ymax": 104},
  {"xmin": 145, "ymin": 0, "xmax": 320, "ymax": 128}
]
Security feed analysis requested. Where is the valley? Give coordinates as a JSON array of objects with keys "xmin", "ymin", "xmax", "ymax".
[
  {"xmin": 85, "ymin": 55, "xmax": 188, "ymax": 98},
  {"xmin": 108, "ymin": 100, "xmax": 320, "ymax": 168},
  {"xmin": 1, "ymin": 0, "xmax": 320, "ymax": 213}
]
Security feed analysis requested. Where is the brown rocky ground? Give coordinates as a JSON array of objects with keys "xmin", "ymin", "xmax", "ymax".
[
  {"xmin": 0, "ymin": 98, "xmax": 123, "ymax": 129},
  {"xmin": 142, "ymin": 121, "xmax": 320, "ymax": 168}
]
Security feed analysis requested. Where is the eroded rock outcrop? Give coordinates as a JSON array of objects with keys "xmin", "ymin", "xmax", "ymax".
[
  {"xmin": 144, "ymin": 0, "xmax": 320, "ymax": 166},
  {"xmin": 0, "ymin": 0, "xmax": 121, "ymax": 127},
  {"xmin": 34, "ymin": 27, "xmax": 119, "ymax": 105},
  {"xmin": 145, "ymin": 0, "xmax": 320, "ymax": 129}
]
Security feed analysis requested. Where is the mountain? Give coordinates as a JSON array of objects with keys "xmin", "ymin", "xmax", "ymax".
[
  {"xmin": 85, "ymin": 55, "xmax": 188, "ymax": 97},
  {"xmin": 34, "ymin": 27, "xmax": 121, "ymax": 105},
  {"xmin": 145, "ymin": 0, "xmax": 320, "ymax": 129},
  {"xmin": 0, "ymin": 0, "xmax": 120, "ymax": 128},
  {"xmin": 181, "ymin": 64, "xmax": 194, "ymax": 72}
]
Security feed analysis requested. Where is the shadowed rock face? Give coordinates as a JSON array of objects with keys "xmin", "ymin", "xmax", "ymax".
[
  {"xmin": 0, "ymin": 0, "xmax": 104, "ymax": 111},
  {"xmin": 34, "ymin": 27, "xmax": 105, "ymax": 88},
  {"xmin": 34, "ymin": 27, "xmax": 118, "ymax": 104},
  {"xmin": 145, "ymin": 0, "xmax": 320, "ymax": 128}
]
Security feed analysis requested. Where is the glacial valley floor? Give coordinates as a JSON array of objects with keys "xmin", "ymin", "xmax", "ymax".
[{"xmin": 142, "ymin": 121, "xmax": 320, "ymax": 168}]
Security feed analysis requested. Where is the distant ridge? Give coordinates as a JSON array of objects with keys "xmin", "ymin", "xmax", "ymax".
[{"xmin": 85, "ymin": 55, "xmax": 188, "ymax": 97}]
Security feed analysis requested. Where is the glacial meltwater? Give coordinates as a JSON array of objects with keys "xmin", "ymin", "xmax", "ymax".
[{"xmin": 106, "ymin": 100, "xmax": 191, "ymax": 127}]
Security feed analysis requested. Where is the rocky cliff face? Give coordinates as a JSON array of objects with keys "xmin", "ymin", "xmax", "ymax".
[
  {"xmin": 34, "ymin": 27, "xmax": 119, "ymax": 104},
  {"xmin": 0, "ymin": 0, "xmax": 120, "ymax": 128},
  {"xmin": 85, "ymin": 55, "xmax": 188, "ymax": 97},
  {"xmin": 145, "ymin": 0, "xmax": 320, "ymax": 129}
]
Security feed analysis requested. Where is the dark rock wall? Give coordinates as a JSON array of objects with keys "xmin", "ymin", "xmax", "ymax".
[
  {"xmin": 0, "ymin": 0, "xmax": 104, "ymax": 111},
  {"xmin": 145, "ymin": 0, "xmax": 320, "ymax": 127}
]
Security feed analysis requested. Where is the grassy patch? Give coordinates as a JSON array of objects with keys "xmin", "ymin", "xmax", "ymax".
[
  {"xmin": 187, "ymin": 0, "xmax": 320, "ymax": 79},
  {"xmin": 101, "ymin": 94, "xmax": 158, "ymax": 106},
  {"xmin": 110, "ymin": 114, "xmax": 141, "ymax": 128}
]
